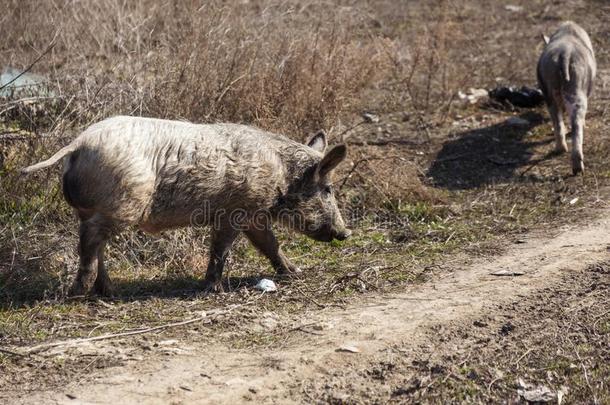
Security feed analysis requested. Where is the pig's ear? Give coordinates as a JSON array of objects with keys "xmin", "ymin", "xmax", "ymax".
[
  {"xmin": 317, "ymin": 144, "xmax": 347, "ymax": 178},
  {"xmin": 306, "ymin": 130, "xmax": 327, "ymax": 153},
  {"xmin": 541, "ymin": 33, "xmax": 550, "ymax": 45}
]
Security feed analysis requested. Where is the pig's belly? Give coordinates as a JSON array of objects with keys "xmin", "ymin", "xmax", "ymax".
[
  {"xmin": 139, "ymin": 194, "xmax": 214, "ymax": 233},
  {"xmin": 138, "ymin": 176, "xmax": 226, "ymax": 233}
]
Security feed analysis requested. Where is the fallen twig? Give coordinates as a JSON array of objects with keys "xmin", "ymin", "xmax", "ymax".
[
  {"xmin": 0, "ymin": 347, "xmax": 26, "ymax": 357},
  {"xmin": 0, "ymin": 133, "xmax": 32, "ymax": 141},
  {"xmin": 515, "ymin": 348, "xmax": 534, "ymax": 366},
  {"xmin": 285, "ymin": 321, "xmax": 320, "ymax": 333},
  {"xmin": 593, "ymin": 309, "xmax": 610, "ymax": 334},
  {"xmin": 487, "ymin": 375, "xmax": 502, "ymax": 393},
  {"xmin": 15, "ymin": 305, "xmax": 241, "ymax": 356},
  {"xmin": 335, "ymin": 119, "xmax": 367, "ymax": 142},
  {"xmin": 290, "ymin": 325, "xmax": 324, "ymax": 336},
  {"xmin": 519, "ymin": 150, "xmax": 557, "ymax": 177},
  {"xmin": 24, "ymin": 316, "xmax": 207, "ymax": 354},
  {"xmin": 338, "ymin": 157, "xmax": 373, "ymax": 190},
  {"xmin": 293, "ymin": 285, "xmax": 346, "ymax": 310}
]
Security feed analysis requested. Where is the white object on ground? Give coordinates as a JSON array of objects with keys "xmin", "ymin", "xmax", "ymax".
[
  {"xmin": 458, "ymin": 88, "xmax": 489, "ymax": 104},
  {"xmin": 336, "ymin": 345, "xmax": 361, "ymax": 353},
  {"xmin": 517, "ymin": 378, "xmax": 556, "ymax": 403},
  {"xmin": 255, "ymin": 279, "xmax": 277, "ymax": 292},
  {"xmin": 505, "ymin": 5, "xmax": 523, "ymax": 12}
]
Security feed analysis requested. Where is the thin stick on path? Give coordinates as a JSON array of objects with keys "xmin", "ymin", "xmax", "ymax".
[
  {"xmin": 0, "ymin": 347, "xmax": 26, "ymax": 357},
  {"xmin": 515, "ymin": 347, "xmax": 534, "ymax": 366},
  {"xmin": 16, "ymin": 305, "xmax": 242, "ymax": 356}
]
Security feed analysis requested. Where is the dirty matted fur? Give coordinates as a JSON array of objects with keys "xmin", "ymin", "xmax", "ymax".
[
  {"xmin": 537, "ymin": 21, "xmax": 596, "ymax": 175},
  {"xmin": 23, "ymin": 116, "xmax": 351, "ymax": 296}
]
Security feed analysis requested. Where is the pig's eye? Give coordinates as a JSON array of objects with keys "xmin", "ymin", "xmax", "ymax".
[{"xmin": 323, "ymin": 185, "xmax": 332, "ymax": 195}]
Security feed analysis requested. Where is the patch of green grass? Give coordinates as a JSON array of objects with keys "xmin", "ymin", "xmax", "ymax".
[
  {"xmin": 448, "ymin": 380, "xmax": 481, "ymax": 402},
  {"xmin": 597, "ymin": 319, "xmax": 610, "ymax": 334},
  {"xmin": 544, "ymin": 357, "xmax": 573, "ymax": 373},
  {"xmin": 527, "ymin": 122, "xmax": 551, "ymax": 140},
  {"xmin": 397, "ymin": 202, "xmax": 447, "ymax": 224},
  {"xmin": 0, "ymin": 303, "xmax": 86, "ymax": 342}
]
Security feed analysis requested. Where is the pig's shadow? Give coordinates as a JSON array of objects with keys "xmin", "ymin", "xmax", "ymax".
[
  {"xmin": 109, "ymin": 274, "xmax": 275, "ymax": 301},
  {"xmin": 427, "ymin": 112, "xmax": 551, "ymax": 190},
  {"xmin": 0, "ymin": 273, "xmax": 278, "ymax": 309}
]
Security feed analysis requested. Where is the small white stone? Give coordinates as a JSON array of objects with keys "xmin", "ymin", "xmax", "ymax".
[{"xmin": 255, "ymin": 279, "xmax": 277, "ymax": 292}]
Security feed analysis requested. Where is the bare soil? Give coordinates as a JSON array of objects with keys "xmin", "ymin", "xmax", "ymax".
[{"xmin": 4, "ymin": 208, "xmax": 609, "ymax": 404}]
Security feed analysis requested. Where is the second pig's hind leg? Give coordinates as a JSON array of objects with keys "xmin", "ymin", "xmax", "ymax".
[
  {"xmin": 569, "ymin": 94, "xmax": 588, "ymax": 175},
  {"xmin": 548, "ymin": 93, "xmax": 568, "ymax": 153}
]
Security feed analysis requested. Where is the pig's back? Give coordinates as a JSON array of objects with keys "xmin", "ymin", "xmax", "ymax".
[
  {"xmin": 80, "ymin": 116, "xmax": 295, "ymax": 166},
  {"xmin": 72, "ymin": 116, "xmax": 288, "ymax": 229},
  {"xmin": 538, "ymin": 35, "xmax": 595, "ymax": 97}
]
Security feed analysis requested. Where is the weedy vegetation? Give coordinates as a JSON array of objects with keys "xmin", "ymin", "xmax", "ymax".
[{"xmin": 1, "ymin": 0, "xmax": 609, "ymax": 399}]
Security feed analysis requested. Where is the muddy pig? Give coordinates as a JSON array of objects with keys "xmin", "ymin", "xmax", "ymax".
[
  {"xmin": 538, "ymin": 21, "xmax": 596, "ymax": 175},
  {"xmin": 22, "ymin": 116, "xmax": 351, "ymax": 296}
]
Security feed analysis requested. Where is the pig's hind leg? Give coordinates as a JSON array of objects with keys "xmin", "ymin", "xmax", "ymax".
[
  {"xmin": 202, "ymin": 223, "xmax": 240, "ymax": 293},
  {"xmin": 548, "ymin": 92, "xmax": 568, "ymax": 153},
  {"xmin": 69, "ymin": 215, "xmax": 114, "ymax": 297},
  {"xmin": 567, "ymin": 93, "xmax": 587, "ymax": 175},
  {"xmin": 93, "ymin": 240, "xmax": 113, "ymax": 296}
]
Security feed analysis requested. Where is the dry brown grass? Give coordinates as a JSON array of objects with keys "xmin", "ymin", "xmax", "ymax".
[
  {"xmin": 0, "ymin": 0, "xmax": 456, "ymax": 307},
  {"xmin": 0, "ymin": 0, "xmax": 393, "ymax": 304},
  {"xmin": 1, "ymin": 0, "xmax": 393, "ymax": 135},
  {"xmin": 1, "ymin": 0, "xmax": 609, "ymax": 358}
]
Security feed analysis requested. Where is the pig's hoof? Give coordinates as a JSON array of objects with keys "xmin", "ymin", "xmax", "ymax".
[
  {"xmin": 68, "ymin": 281, "xmax": 90, "ymax": 297},
  {"xmin": 201, "ymin": 279, "xmax": 224, "ymax": 295},
  {"xmin": 94, "ymin": 281, "xmax": 115, "ymax": 297},
  {"xmin": 572, "ymin": 160, "xmax": 585, "ymax": 176},
  {"xmin": 277, "ymin": 265, "xmax": 302, "ymax": 278}
]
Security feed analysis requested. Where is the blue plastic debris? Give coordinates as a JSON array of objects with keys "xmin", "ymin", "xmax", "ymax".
[{"xmin": 0, "ymin": 67, "xmax": 54, "ymax": 98}]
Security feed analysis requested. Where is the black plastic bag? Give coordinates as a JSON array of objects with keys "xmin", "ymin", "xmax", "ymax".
[{"xmin": 488, "ymin": 86, "xmax": 545, "ymax": 108}]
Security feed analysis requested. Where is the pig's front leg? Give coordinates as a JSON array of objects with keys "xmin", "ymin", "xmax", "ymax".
[
  {"xmin": 202, "ymin": 224, "xmax": 240, "ymax": 293},
  {"xmin": 244, "ymin": 226, "xmax": 301, "ymax": 276}
]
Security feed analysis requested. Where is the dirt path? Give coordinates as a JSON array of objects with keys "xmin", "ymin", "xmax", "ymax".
[{"xmin": 22, "ymin": 209, "xmax": 610, "ymax": 404}]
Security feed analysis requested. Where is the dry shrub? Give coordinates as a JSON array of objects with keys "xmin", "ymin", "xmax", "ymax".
[
  {"xmin": 144, "ymin": 7, "xmax": 389, "ymax": 135},
  {"xmin": 340, "ymin": 146, "xmax": 445, "ymax": 217},
  {"xmin": 1, "ymin": 0, "xmax": 391, "ymax": 138}
]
